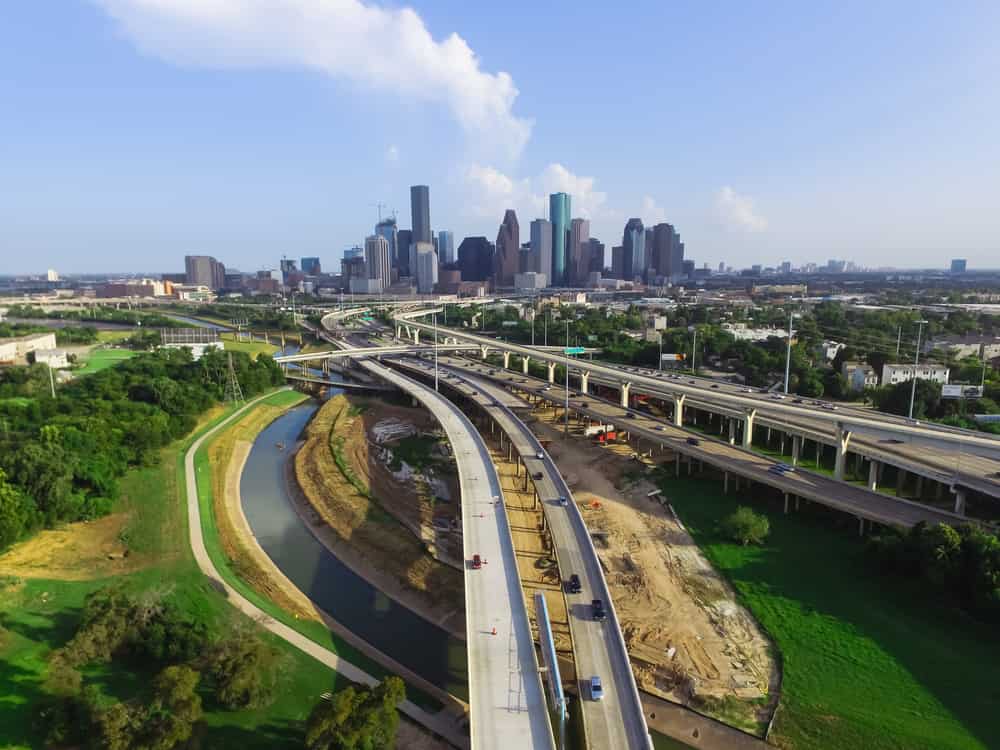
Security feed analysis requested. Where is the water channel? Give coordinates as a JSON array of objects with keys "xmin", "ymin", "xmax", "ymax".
[{"xmin": 238, "ymin": 398, "xmax": 468, "ymax": 697}]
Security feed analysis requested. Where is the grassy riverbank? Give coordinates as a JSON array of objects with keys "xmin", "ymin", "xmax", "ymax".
[
  {"xmin": 0, "ymin": 395, "xmax": 350, "ymax": 749},
  {"xmin": 658, "ymin": 475, "xmax": 1000, "ymax": 750}
]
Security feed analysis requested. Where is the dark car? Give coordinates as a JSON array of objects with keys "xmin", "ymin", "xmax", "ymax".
[
  {"xmin": 591, "ymin": 599, "xmax": 607, "ymax": 622},
  {"xmin": 626, "ymin": 413, "xmax": 636, "ymax": 419},
  {"xmin": 532, "ymin": 471, "xmax": 544, "ymax": 480},
  {"xmin": 686, "ymin": 437, "xmax": 700, "ymax": 446},
  {"xmin": 567, "ymin": 574, "xmax": 581, "ymax": 594}
]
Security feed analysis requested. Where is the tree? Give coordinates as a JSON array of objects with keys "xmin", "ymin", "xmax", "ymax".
[
  {"xmin": 0, "ymin": 467, "xmax": 38, "ymax": 550},
  {"xmin": 305, "ymin": 677, "xmax": 405, "ymax": 750},
  {"xmin": 720, "ymin": 507, "xmax": 770, "ymax": 546},
  {"xmin": 206, "ymin": 624, "xmax": 285, "ymax": 709}
]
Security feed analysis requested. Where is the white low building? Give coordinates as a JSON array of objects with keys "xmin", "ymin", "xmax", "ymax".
[
  {"xmin": 881, "ymin": 363, "xmax": 950, "ymax": 386},
  {"xmin": 32, "ymin": 349, "xmax": 69, "ymax": 369},
  {"xmin": 514, "ymin": 272, "xmax": 547, "ymax": 290}
]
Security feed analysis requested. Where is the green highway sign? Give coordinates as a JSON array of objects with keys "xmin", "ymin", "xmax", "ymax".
[{"xmin": 564, "ymin": 346, "xmax": 586, "ymax": 355}]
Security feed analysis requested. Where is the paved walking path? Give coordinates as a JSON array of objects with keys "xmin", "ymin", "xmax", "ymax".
[{"xmin": 183, "ymin": 391, "xmax": 469, "ymax": 749}]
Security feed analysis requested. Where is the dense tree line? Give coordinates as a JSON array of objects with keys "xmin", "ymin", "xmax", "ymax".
[
  {"xmin": 0, "ymin": 347, "xmax": 284, "ymax": 551},
  {"xmin": 167, "ymin": 302, "xmax": 298, "ymax": 331},
  {"xmin": 40, "ymin": 586, "xmax": 289, "ymax": 749},
  {"xmin": 868, "ymin": 522, "xmax": 1000, "ymax": 623},
  {"xmin": 6, "ymin": 303, "xmax": 184, "ymax": 329},
  {"xmin": 305, "ymin": 677, "xmax": 405, "ymax": 750},
  {"xmin": 0, "ymin": 322, "xmax": 100, "ymax": 345}
]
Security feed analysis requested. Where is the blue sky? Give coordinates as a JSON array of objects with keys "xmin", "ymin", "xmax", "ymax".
[{"xmin": 1, "ymin": 0, "xmax": 998, "ymax": 275}]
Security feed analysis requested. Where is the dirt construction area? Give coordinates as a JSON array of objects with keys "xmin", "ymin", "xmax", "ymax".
[{"xmin": 529, "ymin": 403, "xmax": 777, "ymax": 734}]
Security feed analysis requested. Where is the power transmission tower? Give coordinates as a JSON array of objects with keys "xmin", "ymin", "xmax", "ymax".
[{"xmin": 224, "ymin": 352, "xmax": 244, "ymax": 405}]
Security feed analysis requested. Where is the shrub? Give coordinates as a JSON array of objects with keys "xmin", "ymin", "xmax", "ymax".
[{"xmin": 720, "ymin": 506, "xmax": 770, "ymax": 546}]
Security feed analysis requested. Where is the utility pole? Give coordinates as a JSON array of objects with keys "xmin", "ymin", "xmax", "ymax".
[
  {"xmin": 784, "ymin": 309, "xmax": 794, "ymax": 394},
  {"xmin": 433, "ymin": 311, "xmax": 439, "ymax": 392},
  {"xmin": 908, "ymin": 320, "xmax": 928, "ymax": 419},
  {"xmin": 47, "ymin": 363, "xmax": 55, "ymax": 399},
  {"xmin": 564, "ymin": 320, "xmax": 570, "ymax": 435},
  {"xmin": 895, "ymin": 325, "xmax": 902, "ymax": 356},
  {"xmin": 544, "ymin": 311, "xmax": 549, "ymax": 347},
  {"xmin": 531, "ymin": 313, "xmax": 535, "ymax": 347},
  {"xmin": 658, "ymin": 331, "xmax": 663, "ymax": 371},
  {"xmin": 691, "ymin": 327, "xmax": 697, "ymax": 374}
]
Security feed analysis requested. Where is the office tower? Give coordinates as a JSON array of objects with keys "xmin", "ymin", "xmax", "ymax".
[
  {"xmin": 414, "ymin": 241, "xmax": 437, "ymax": 294},
  {"xmin": 622, "ymin": 218, "xmax": 645, "ymax": 281},
  {"xmin": 587, "ymin": 238, "xmax": 605, "ymax": 273},
  {"xmin": 780, "ymin": 261, "xmax": 791, "ymax": 274},
  {"xmin": 682, "ymin": 259, "xmax": 695, "ymax": 278},
  {"xmin": 340, "ymin": 248, "xmax": 366, "ymax": 289},
  {"xmin": 519, "ymin": 243, "xmax": 532, "ymax": 274},
  {"xmin": 437, "ymin": 230, "xmax": 455, "ymax": 265},
  {"xmin": 611, "ymin": 246, "xmax": 625, "ymax": 279},
  {"xmin": 364, "ymin": 234, "xmax": 391, "ymax": 290},
  {"xmin": 529, "ymin": 219, "xmax": 552, "ymax": 280},
  {"xmin": 549, "ymin": 193, "xmax": 571, "ymax": 286},
  {"xmin": 410, "ymin": 185, "xmax": 431, "ymax": 245},
  {"xmin": 375, "ymin": 217, "xmax": 398, "ymax": 270},
  {"xmin": 568, "ymin": 218, "xmax": 590, "ymax": 285},
  {"xmin": 950, "ymin": 259, "xmax": 967, "ymax": 273},
  {"xmin": 396, "ymin": 229, "xmax": 412, "ymax": 276},
  {"xmin": 494, "ymin": 209, "xmax": 520, "ymax": 288},
  {"xmin": 457, "ymin": 237, "xmax": 495, "ymax": 282},
  {"xmin": 279, "ymin": 258, "xmax": 298, "ymax": 282},
  {"xmin": 184, "ymin": 255, "xmax": 226, "ymax": 290},
  {"xmin": 718, "ymin": 261, "xmax": 725, "ymax": 273},
  {"xmin": 652, "ymin": 223, "xmax": 686, "ymax": 279},
  {"xmin": 644, "ymin": 227, "xmax": 655, "ymax": 279},
  {"xmin": 300, "ymin": 257, "xmax": 321, "ymax": 275}
]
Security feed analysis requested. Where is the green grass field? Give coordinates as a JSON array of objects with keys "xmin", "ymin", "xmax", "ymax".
[
  {"xmin": 658, "ymin": 474, "xmax": 1000, "ymax": 750},
  {"xmin": 0, "ymin": 391, "xmax": 408, "ymax": 749},
  {"xmin": 95, "ymin": 330, "xmax": 135, "ymax": 343},
  {"xmin": 220, "ymin": 332, "xmax": 279, "ymax": 358},
  {"xmin": 75, "ymin": 347, "xmax": 136, "ymax": 374}
]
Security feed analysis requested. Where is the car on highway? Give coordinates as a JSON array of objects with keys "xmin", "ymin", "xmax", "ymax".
[
  {"xmin": 771, "ymin": 394, "xmax": 785, "ymax": 400},
  {"xmin": 626, "ymin": 413, "xmax": 636, "ymax": 419},
  {"xmin": 686, "ymin": 437, "xmax": 700, "ymax": 446},
  {"xmin": 711, "ymin": 384, "xmax": 720, "ymax": 389},
  {"xmin": 557, "ymin": 496, "xmax": 569, "ymax": 507},
  {"xmin": 532, "ymin": 471, "xmax": 544, "ymax": 480},
  {"xmin": 536, "ymin": 450, "xmax": 545, "ymax": 459},
  {"xmin": 591, "ymin": 599, "xmax": 607, "ymax": 621},
  {"xmin": 743, "ymin": 387, "xmax": 753, "ymax": 393},
  {"xmin": 471, "ymin": 554, "xmax": 482, "ymax": 569},
  {"xmin": 590, "ymin": 676, "xmax": 604, "ymax": 701},
  {"xmin": 822, "ymin": 404, "xmax": 838, "ymax": 411},
  {"xmin": 567, "ymin": 574, "xmax": 581, "ymax": 593},
  {"xmin": 657, "ymin": 425, "xmax": 666, "ymax": 431},
  {"xmin": 793, "ymin": 398, "xmax": 804, "ymax": 404},
  {"xmin": 580, "ymin": 401, "xmax": 589, "ymax": 407}
]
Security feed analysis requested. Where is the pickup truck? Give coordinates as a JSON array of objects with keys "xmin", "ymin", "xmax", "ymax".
[{"xmin": 591, "ymin": 599, "xmax": 606, "ymax": 622}]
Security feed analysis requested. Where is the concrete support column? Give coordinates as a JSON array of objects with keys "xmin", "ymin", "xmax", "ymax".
[
  {"xmin": 522, "ymin": 356, "xmax": 530, "ymax": 374},
  {"xmin": 580, "ymin": 372, "xmax": 589, "ymax": 395},
  {"xmin": 952, "ymin": 487, "xmax": 967, "ymax": 516},
  {"xmin": 896, "ymin": 468, "xmax": 907, "ymax": 496},
  {"xmin": 784, "ymin": 493, "xmax": 790, "ymax": 514},
  {"xmin": 914, "ymin": 475, "xmax": 924, "ymax": 498},
  {"xmin": 868, "ymin": 460, "xmax": 879, "ymax": 491},
  {"xmin": 395, "ymin": 325, "xmax": 403, "ymax": 339},
  {"xmin": 620, "ymin": 382, "xmax": 631, "ymax": 409},
  {"xmin": 742, "ymin": 409, "xmax": 757, "ymax": 449},
  {"xmin": 687, "ymin": 456, "xmax": 693, "ymax": 476},
  {"xmin": 779, "ymin": 433, "xmax": 786, "ymax": 456},
  {"xmin": 672, "ymin": 395, "xmax": 686, "ymax": 427},
  {"xmin": 412, "ymin": 329, "xmax": 419, "ymax": 345},
  {"xmin": 728, "ymin": 418, "xmax": 736, "ymax": 445},
  {"xmin": 547, "ymin": 362, "xmax": 556, "ymax": 383},
  {"xmin": 724, "ymin": 471, "xmax": 729, "ymax": 494},
  {"xmin": 791, "ymin": 435, "xmax": 801, "ymax": 467},
  {"xmin": 480, "ymin": 345, "xmax": 489, "ymax": 360},
  {"xmin": 858, "ymin": 517, "xmax": 865, "ymax": 536},
  {"xmin": 503, "ymin": 351, "xmax": 511, "ymax": 369},
  {"xmin": 833, "ymin": 424, "xmax": 852, "ymax": 481}
]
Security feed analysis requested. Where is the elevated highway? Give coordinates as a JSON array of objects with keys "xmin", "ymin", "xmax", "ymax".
[{"xmin": 392, "ymin": 357, "xmax": 652, "ymax": 750}]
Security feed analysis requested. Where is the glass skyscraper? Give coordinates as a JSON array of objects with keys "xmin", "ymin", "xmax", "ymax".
[
  {"xmin": 549, "ymin": 192, "xmax": 571, "ymax": 286},
  {"xmin": 410, "ymin": 185, "xmax": 431, "ymax": 245}
]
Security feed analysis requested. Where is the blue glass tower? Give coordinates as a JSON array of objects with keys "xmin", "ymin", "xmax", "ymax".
[{"xmin": 549, "ymin": 192, "xmax": 571, "ymax": 286}]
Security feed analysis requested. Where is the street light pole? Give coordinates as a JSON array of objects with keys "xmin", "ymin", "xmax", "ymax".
[
  {"xmin": 691, "ymin": 327, "xmax": 697, "ymax": 374},
  {"xmin": 544, "ymin": 311, "xmax": 548, "ymax": 347},
  {"xmin": 658, "ymin": 331, "xmax": 663, "ymax": 371},
  {"xmin": 531, "ymin": 314, "xmax": 535, "ymax": 347},
  {"xmin": 564, "ymin": 320, "xmax": 570, "ymax": 435},
  {"xmin": 433, "ymin": 312, "xmax": 439, "ymax": 392},
  {"xmin": 908, "ymin": 320, "xmax": 928, "ymax": 419},
  {"xmin": 784, "ymin": 309, "xmax": 794, "ymax": 394}
]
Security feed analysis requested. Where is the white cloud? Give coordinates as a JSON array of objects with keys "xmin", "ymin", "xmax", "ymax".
[
  {"xmin": 463, "ymin": 162, "xmax": 612, "ymax": 224},
  {"xmin": 384, "ymin": 144, "xmax": 399, "ymax": 163},
  {"xmin": 96, "ymin": 0, "xmax": 533, "ymax": 158},
  {"xmin": 640, "ymin": 195, "xmax": 667, "ymax": 224},
  {"xmin": 715, "ymin": 186, "xmax": 768, "ymax": 232}
]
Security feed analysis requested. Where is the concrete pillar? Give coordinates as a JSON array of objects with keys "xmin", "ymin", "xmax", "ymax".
[
  {"xmin": 935, "ymin": 482, "xmax": 944, "ymax": 500},
  {"xmin": 580, "ymin": 372, "xmax": 589, "ymax": 395},
  {"xmin": 481, "ymin": 346, "xmax": 489, "ymax": 360},
  {"xmin": 833, "ymin": 424, "xmax": 852, "ymax": 481},
  {"xmin": 676, "ymin": 453, "xmax": 681, "ymax": 477},
  {"xmin": 395, "ymin": 325, "xmax": 403, "ymax": 339},
  {"xmin": 766, "ymin": 426, "xmax": 772, "ymax": 445},
  {"xmin": 858, "ymin": 517, "xmax": 865, "ymax": 536},
  {"xmin": 784, "ymin": 493, "xmax": 789, "ymax": 514},
  {"xmin": 503, "ymin": 351, "xmax": 511, "ymax": 369},
  {"xmin": 791, "ymin": 435, "xmax": 801, "ymax": 467},
  {"xmin": 522, "ymin": 356, "xmax": 530, "ymax": 374},
  {"xmin": 620, "ymin": 382, "xmax": 631, "ymax": 409},
  {"xmin": 779, "ymin": 433, "xmax": 786, "ymax": 456},
  {"xmin": 507, "ymin": 442, "xmax": 512, "ymax": 462},
  {"xmin": 742, "ymin": 409, "xmax": 757, "ymax": 449},
  {"xmin": 672, "ymin": 395, "xmax": 686, "ymax": 427},
  {"xmin": 724, "ymin": 472, "xmax": 729, "ymax": 494},
  {"xmin": 867, "ymin": 460, "xmax": 879, "ymax": 491},
  {"xmin": 728, "ymin": 418, "xmax": 736, "ymax": 445},
  {"xmin": 412, "ymin": 329, "xmax": 420, "ymax": 345},
  {"xmin": 687, "ymin": 456, "xmax": 693, "ymax": 476},
  {"xmin": 547, "ymin": 362, "xmax": 556, "ymax": 383},
  {"xmin": 952, "ymin": 487, "xmax": 967, "ymax": 516},
  {"xmin": 914, "ymin": 475, "xmax": 924, "ymax": 498},
  {"xmin": 896, "ymin": 468, "xmax": 907, "ymax": 496}
]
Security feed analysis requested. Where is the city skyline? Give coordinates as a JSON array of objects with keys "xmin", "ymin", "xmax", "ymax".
[{"xmin": 1, "ymin": 1, "xmax": 999, "ymax": 274}]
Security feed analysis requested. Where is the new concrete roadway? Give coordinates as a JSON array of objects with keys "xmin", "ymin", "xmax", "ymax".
[
  {"xmin": 350, "ymin": 357, "xmax": 555, "ymax": 750},
  {"xmin": 391, "ymin": 357, "xmax": 652, "ymax": 750}
]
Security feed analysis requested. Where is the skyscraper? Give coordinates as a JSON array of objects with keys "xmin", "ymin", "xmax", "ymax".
[
  {"xmin": 437, "ymin": 230, "xmax": 455, "ymax": 265},
  {"xmin": 410, "ymin": 185, "xmax": 431, "ymax": 245},
  {"xmin": 587, "ymin": 238, "xmax": 605, "ymax": 273},
  {"xmin": 950, "ymin": 259, "xmax": 967, "ymax": 273},
  {"xmin": 300, "ymin": 257, "xmax": 321, "ymax": 275},
  {"xmin": 184, "ymin": 255, "xmax": 226, "ymax": 290},
  {"xmin": 569, "ymin": 218, "xmax": 590, "ymax": 285},
  {"xmin": 611, "ymin": 246, "xmax": 625, "ymax": 279},
  {"xmin": 396, "ymin": 229, "xmax": 412, "ymax": 276},
  {"xmin": 375, "ymin": 217, "xmax": 398, "ymax": 270},
  {"xmin": 622, "ymin": 218, "xmax": 645, "ymax": 281},
  {"xmin": 457, "ymin": 237, "xmax": 495, "ymax": 282},
  {"xmin": 549, "ymin": 193, "xmax": 571, "ymax": 286},
  {"xmin": 494, "ymin": 210, "xmax": 520, "ymax": 288},
  {"xmin": 364, "ymin": 234, "xmax": 391, "ymax": 290},
  {"xmin": 414, "ymin": 241, "xmax": 437, "ymax": 294},
  {"xmin": 529, "ymin": 219, "xmax": 552, "ymax": 282}
]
